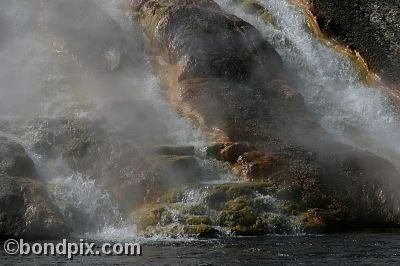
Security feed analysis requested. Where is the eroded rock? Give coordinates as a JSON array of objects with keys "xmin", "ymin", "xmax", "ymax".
[{"xmin": 133, "ymin": 0, "xmax": 400, "ymax": 231}]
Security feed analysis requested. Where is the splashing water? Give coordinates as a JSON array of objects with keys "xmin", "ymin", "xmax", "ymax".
[
  {"xmin": 134, "ymin": 186, "xmax": 303, "ymax": 238},
  {"xmin": 181, "ymin": 188, "xmax": 209, "ymax": 205},
  {"xmin": 50, "ymin": 173, "xmax": 126, "ymax": 233},
  {"xmin": 216, "ymin": 0, "xmax": 400, "ymax": 167},
  {"xmin": 0, "ymin": 0, "xmax": 209, "ymax": 241}
]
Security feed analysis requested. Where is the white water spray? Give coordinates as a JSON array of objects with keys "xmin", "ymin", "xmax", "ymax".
[
  {"xmin": 216, "ymin": 0, "xmax": 400, "ymax": 167},
  {"xmin": 0, "ymin": 0, "xmax": 208, "ymax": 241}
]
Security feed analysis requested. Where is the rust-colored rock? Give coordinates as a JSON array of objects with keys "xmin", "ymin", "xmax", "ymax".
[
  {"xmin": 238, "ymin": 151, "xmax": 283, "ymax": 181},
  {"xmin": 133, "ymin": 0, "xmax": 400, "ymax": 230},
  {"xmin": 220, "ymin": 143, "xmax": 251, "ymax": 163}
]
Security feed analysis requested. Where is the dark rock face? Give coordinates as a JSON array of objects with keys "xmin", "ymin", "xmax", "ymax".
[
  {"xmin": 0, "ymin": 138, "xmax": 70, "ymax": 239},
  {"xmin": 134, "ymin": 0, "xmax": 306, "ymax": 140},
  {"xmin": 0, "ymin": 176, "xmax": 71, "ymax": 239},
  {"xmin": 154, "ymin": 1, "xmax": 282, "ymax": 83},
  {"xmin": 310, "ymin": 0, "xmax": 400, "ymax": 88},
  {"xmin": 0, "ymin": 138, "xmax": 36, "ymax": 177},
  {"xmin": 0, "ymin": 175, "xmax": 25, "ymax": 238},
  {"xmin": 133, "ymin": 0, "xmax": 400, "ymax": 231}
]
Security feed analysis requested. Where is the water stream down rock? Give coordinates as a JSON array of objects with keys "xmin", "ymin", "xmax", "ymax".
[
  {"xmin": 1, "ymin": 0, "xmax": 400, "ymax": 240},
  {"xmin": 131, "ymin": 0, "xmax": 400, "ymax": 235},
  {"xmin": 309, "ymin": 0, "xmax": 400, "ymax": 90}
]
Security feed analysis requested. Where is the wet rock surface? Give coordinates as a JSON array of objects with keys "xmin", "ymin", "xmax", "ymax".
[
  {"xmin": 132, "ymin": 182, "xmax": 307, "ymax": 237},
  {"xmin": 153, "ymin": 155, "xmax": 205, "ymax": 187},
  {"xmin": 0, "ymin": 137, "xmax": 36, "ymax": 177},
  {"xmin": 133, "ymin": 0, "xmax": 400, "ymax": 232},
  {"xmin": 0, "ymin": 138, "xmax": 70, "ymax": 239},
  {"xmin": 22, "ymin": 111, "xmax": 207, "ymax": 212},
  {"xmin": 1, "ymin": 0, "xmax": 400, "ymax": 239},
  {"xmin": 310, "ymin": 0, "xmax": 400, "ymax": 89}
]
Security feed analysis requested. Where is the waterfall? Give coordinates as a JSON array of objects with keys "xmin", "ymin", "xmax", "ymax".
[
  {"xmin": 0, "ymin": 0, "xmax": 207, "ymax": 240},
  {"xmin": 215, "ymin": 0, "xmax": 400, "ymax": 168},
  {"xmin": 3, "ymin": 0, "xmax": 398, "ymax": 241}
]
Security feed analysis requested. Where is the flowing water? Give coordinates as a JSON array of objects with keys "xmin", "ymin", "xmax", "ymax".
[
  {"xmin": 0, "ymin": 0, "xmax": 208, "ymax": 240},
  {"xmin": 1, "ymin": 0, "xmax": 400, "ymax": 265},
  {"xmin": 216, "ymin": 0, "xmax": 400, "ymax": 169},
  {"xmin": 3, "ymin": 232, "xmax": 400, "ymax": 265}
]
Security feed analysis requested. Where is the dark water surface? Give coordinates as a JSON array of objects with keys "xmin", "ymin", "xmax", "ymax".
[{"xmin": 2, "ymin": 232, "xmax": 400, "ymax": 265}]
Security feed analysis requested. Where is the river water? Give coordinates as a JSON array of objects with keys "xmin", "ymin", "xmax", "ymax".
[
  {"xmin": 1, "ymin": 0, "xmax": 400, "ymax": 265},
  {"xmin": 2, "ymin": 232, "xmax": 400, "ymax": 265}
]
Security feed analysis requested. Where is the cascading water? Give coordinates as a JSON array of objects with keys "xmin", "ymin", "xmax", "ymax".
[
  {"xmin": 3, "ymin": 0, "xmax": 376, "ymax": 241},
  {"xmin": 5, "ymin": 1, "xmax": 400, "ymax": 265},
  {"xmin": 49, "ymin": 172, "xmax": 127, "ymax": 233},
  {"xmin": 136, "ymin": 187, "xmax": 303, "ymax": 237},
  {"xmin": 215, "ymin": 0, "xmax": 400, "ymax": 168},
  {"xmin": 0, "ymin": 0, "xmax": 211, "ymax": 240}
]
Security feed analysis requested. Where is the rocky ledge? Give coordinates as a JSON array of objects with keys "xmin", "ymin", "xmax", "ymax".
[
  {"xmin": 130, "ymin": 0, "xmax": 400, "ymax": 234},
  {"xmin": 132, "ymin": 183, "xmax": 303, "ymax": 237}
]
